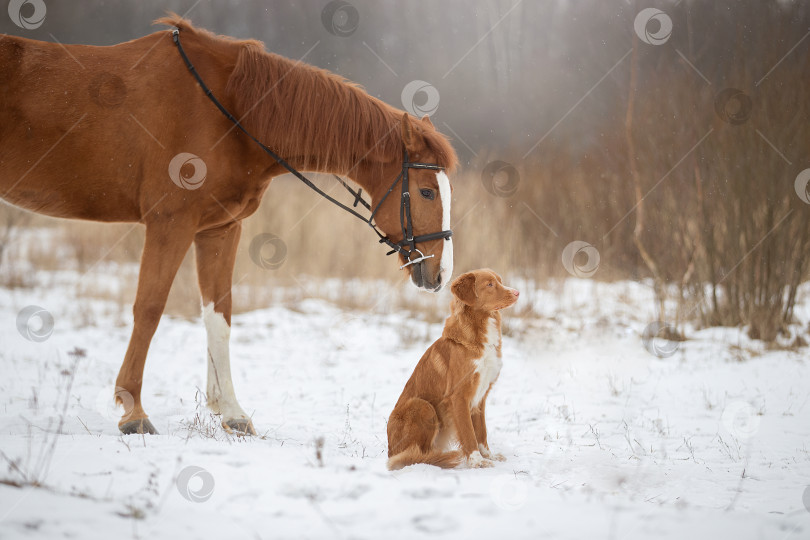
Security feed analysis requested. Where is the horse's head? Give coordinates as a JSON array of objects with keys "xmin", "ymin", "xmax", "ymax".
[{"xmin": 364, "ymin": 114, "xmax": 457, "ymax": 292}]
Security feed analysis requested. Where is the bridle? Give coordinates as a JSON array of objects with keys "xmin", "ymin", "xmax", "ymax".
[
  {"xmin": 336, "ymin": 154, "xmax": 451, "ymax": 268},
  {"xmin": 172, "ymin": 28, "xmax": 452, "ymax": 270}
]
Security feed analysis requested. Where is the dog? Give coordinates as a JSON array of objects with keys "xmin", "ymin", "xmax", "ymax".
[{"xmin": 387, "ymin": 269, "xmax": 519, "ymax": 470}]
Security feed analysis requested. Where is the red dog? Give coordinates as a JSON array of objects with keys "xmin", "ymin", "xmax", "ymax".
[{"xmin": 387, "ymin": 269, "xmax": 519, "ymax": 469}]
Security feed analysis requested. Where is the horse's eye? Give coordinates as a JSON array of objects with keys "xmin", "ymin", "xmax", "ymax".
[{"xmin": 420, "ymin": 189, "xmax": 435, "ymax": 200}]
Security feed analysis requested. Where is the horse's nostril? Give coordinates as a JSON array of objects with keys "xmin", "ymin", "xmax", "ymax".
[{"xmin": 436, "ymin": 273, "xmax": 442, "ymax": 285}]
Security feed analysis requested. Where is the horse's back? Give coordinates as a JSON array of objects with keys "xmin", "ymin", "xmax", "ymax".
[
  {"xmin": 0, "ymin": 33, "xmax": 166, "ymax": 134},
  {"xmin": 0, "ymin": 32, "xmax": 177, "ymax": 222}
]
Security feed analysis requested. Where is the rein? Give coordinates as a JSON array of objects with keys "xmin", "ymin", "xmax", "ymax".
[{"xmin": 171, "ymin": 28, "xmax": 452, "ymax": 268}]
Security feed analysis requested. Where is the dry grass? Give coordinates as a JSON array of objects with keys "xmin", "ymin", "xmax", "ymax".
[
  {"xmin": 1, "ymin": 168, "xmax": 529, "ymax": 319},
  {"xmin": 0, "ymin": 349, "xmax": 83, "ymax": 488},
  {"xmin": 1, "ymin": 147, "xmax": 808, "ymax": 344}
]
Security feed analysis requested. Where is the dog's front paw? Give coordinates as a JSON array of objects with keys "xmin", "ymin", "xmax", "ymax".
[
  {"xmin": 478, "ymin": 444, "xmax": 506, "ymax": 461},
  {"xmin": 466, "ymin": 450, "xmax": 495, "ymax": 468}
]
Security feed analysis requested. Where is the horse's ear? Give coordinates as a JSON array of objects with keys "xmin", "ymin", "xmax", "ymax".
[
  {"xmin": 451, "ymin": 272, "xmax": 477, "ymax": 306},
  {"xmin": 421, "ymin": 115, "xmax": 434, "ymax": 128},
  {"xmin": 401, "ymin": 113, "xmax": 426, "ymax": 153}
]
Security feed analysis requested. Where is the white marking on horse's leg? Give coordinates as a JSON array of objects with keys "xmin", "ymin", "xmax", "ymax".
[
  {"xmin": 203, "ymin": 302, "xmax": 249, "ymax": 421},
  {"xmin": 436, "ymin": 170, "xmax": 453, "ymax": 289}
]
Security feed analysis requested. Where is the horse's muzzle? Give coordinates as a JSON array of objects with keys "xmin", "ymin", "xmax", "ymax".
[{"xmin": 410, "ymin": 262, "xmax": 443, "ymax": 292}]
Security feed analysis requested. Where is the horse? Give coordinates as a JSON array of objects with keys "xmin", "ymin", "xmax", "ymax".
[{"xmin": 0, "ymin": 14, "xmax": 458, "ymax": 435}]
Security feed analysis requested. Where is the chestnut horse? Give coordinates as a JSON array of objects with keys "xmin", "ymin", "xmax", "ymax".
[{"xmin": 0, "ymin": 15, "xmax": 458, "ymax": 435}]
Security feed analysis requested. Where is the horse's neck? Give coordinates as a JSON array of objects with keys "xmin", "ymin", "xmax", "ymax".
[
  {"xmin": 273, "ymin": 121, "xmax": 401, "ymax": 200},
  {"xmin": 226, "ymin": 44, "xmax": 402, "ymax": 190},
  {"xmin": 277, "ymin": 111, "xmax": 400, "ymax": 190}
]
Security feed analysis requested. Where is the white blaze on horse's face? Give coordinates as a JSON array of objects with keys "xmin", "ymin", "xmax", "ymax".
[
  {"xmin": 406, "ymin": 169, "xmax": 452, "ymax": 292},
  {"xmin": 436, "ymin": 170, "xmax": 453, "ymax": 290}
]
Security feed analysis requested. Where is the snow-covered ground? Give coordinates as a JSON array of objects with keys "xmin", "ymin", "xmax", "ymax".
[{"xmin": 1, "ymin": 269, "xmax": 809, "ymax": 539}]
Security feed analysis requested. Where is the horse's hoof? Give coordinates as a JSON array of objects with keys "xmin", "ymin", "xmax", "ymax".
[
  {"xmin": 119, "ymin": 418, "xmax": 158, "ymax": 435},
  {"xmin": 223, "ymin": 418, "xmax": 256, "ymax": 436}
]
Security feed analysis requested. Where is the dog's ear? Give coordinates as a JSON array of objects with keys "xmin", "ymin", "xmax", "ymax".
[{"xmin": 451, "ymin": 272, "xmax": 477, "ymax": 306}]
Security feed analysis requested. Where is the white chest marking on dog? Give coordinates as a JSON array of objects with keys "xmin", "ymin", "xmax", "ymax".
[
  {"xmin": 471, "ymin": 318, "xmax": 502, "ymax": 408},
  {"xmin": 436, "ymin": 170, "xmax": 453, "ymax": 289},
  {"xmin": 203, "ymin": 303, "xmax": 248, "ymax": 420}
]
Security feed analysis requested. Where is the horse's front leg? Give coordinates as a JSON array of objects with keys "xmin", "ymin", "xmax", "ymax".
[
  {"xmin": 195, "ymin": 222, "xmax": 256, "ymax": 435},
  {"xmin": 116, "ymin": 221, "xmax": 196, "ymax": 434}
]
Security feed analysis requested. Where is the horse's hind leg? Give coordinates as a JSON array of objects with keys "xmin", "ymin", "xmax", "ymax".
[
  {"xmin": 194, "ymin": 222, "xmax": 256, "ymax": 436},
  {"xmin": 115, "ymin": 222, "xmax": 195, "ymax": 434}
]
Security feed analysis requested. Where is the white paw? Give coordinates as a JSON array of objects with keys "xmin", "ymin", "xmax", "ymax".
[
  {"xmin": 478, "ymin": 444, "xmax": 506, "ymax": 461},
  {"xmin": 466, "ymin": 450, "xmax": 494, "ymax": 468}
]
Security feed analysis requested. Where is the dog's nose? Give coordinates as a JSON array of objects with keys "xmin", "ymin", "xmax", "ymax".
[{"xmin": 512, "ymin": 289, "xmax": 520, "ymax": 297}]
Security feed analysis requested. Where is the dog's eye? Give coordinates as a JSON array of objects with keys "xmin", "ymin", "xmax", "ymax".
[
  {"xmin": 419, "ymin": 189, "xmax": 435, "ymax": 200},
  {"xmin": 487, "ymin": 282, "xmax": 494, "ymax": 287}
]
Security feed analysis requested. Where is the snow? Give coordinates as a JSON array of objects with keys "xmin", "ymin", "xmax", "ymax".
[{"xmin": 0, "ymin": 270, "xmax": 809, "ymax": 539}]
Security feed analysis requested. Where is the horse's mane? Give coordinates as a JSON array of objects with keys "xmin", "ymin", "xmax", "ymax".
[{"xmin": 156, "ymin": 15, "xmax": 458, "ymax": 174}]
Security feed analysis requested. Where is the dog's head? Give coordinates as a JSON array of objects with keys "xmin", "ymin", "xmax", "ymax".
[{"xmin": 450, "ymin": 269, "xmax": 519, "ymax": 312}]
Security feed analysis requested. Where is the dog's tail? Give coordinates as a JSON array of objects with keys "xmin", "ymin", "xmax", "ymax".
[{"xmin": 387, "ymin": 445, "xmax": 463, "ymax": 470}]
